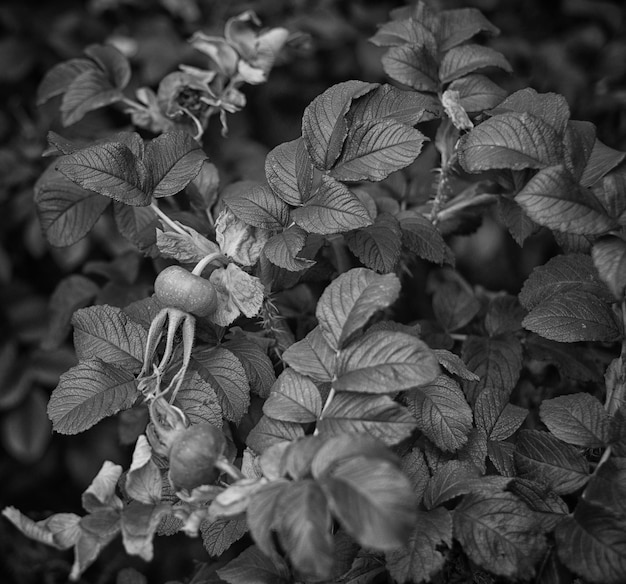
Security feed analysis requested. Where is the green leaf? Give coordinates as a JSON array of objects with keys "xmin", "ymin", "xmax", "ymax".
[
  {"xmin": 246, "ymin": 416, "xmax": 304, "ymax": 454},
  {"xmin": 222, "ymin": 181, "xmax": 289, "ymax": 230},
  {"xmin": 454, "ymin": 491, "xmax": 546, "ymax": 579},
  {"xmin": 381, "ymin": 44, "xmax": 439, "ymax": 93},
  {"xmin": 191, "ymin": 347, "xmax": 250, "ymax": 423},
  {"xmin": 433, "ymin": 349, "xmax": 479, "ymax": 381},
  {"xmin": 217, "ymin": 545, "xmax": 291, "ymax": 584},
  {"xmin": 522, "ymin": 288, "xmax": 621, "ymax": 343},
  {"xmin": 474, "ymin": 385, "xmax": 525, "ymax": 440},
  {"xmin": 370, "ymin": 18, "xmax": 436, "ymax": 49},
  {"xmin": 439, "ymin": 44, "xmax": 512, "ymax": 84},
  {"xmin": 246, "ymin": 479, "xmax": 290, "ymax": 560},
  {"xmin": 320, "ymin": 456, "xmax": 416, "ymax": 550},
  {"xmin": 263, "ymin": 368, "xmax": 322, "ymax": 423},
  {"xmin": 345, "ymin": 213, "xmax": 402, "ymax": 273},
  {"xmin": 399, "ymin": 211, "xmax": 447, "ymax": 264},
  {"xmin": 498, "ymin": 196, "xmax": 538, "ymax": 246},
  {"xmin": 507, "ymin": 478, "xmax": 568, "ymax": 529},
  {"xmin": 580, "ymin": 138, "xmax": 626, "ymax": 188},
  {"xmin": 447, "ymin": 74, "xmax": 506, "ymax": 113},
  {"xmin": 318, "ymin": 393, "xmax": 416, "ymax": 446},
  {"xmin": 174, "ymin": 371, "xmax": 222, "ymax": 428},
  {"xmin": 564, "ymin": 120, "xmax": 596, "ymax": 181},
  {"xmin": 431, "ymin": 273, "xmax": 480, "ymax": 332},
  {"xmin": 282, "ymin": 326, "xmax": 336, "ymax": 383},
  {"xmin": 514, "ymin": 429, "xmax": 589, "ymax": 495},
  {"xmin": 48, "ymin": 358, "xmax": 138, "ymax": 434},
  {"xmin": 461, "ymin": 334, "xmax": 523, "ymax": 404},
  {"xmin": 84, "ymin": 44, "xmax": 131, "ymax": 89},
  {"xmin": 516, "ymin": 166, "xmax": 617, "ymax": 235},
  {"xmin": 401, "ymin": 447, "xmax": 430, "ymax": 501},
  {"xmin": 582, "ymin": 457, "xmax": 626, "ymax": 515},
  {"xmin": 385, "ymin": 507, "xmax": 452, "ymax": 584},
  {"xmin": 315, "ymin": 267, "xmax": 401, "ymax": 349},
  {"xmin": 331, "ymin": 119, "xmax": 427, "ymax": 183},
  {"xmin": 265, "ymin": 138, "xmax": 315, "ymax": 206},
  {"xmin": 335, "ymin": 331, "xmax": 440, "ymax": 393},
  {"xmin": 37, "ymin": 58, "xmax": 94, "ymax": 104},
  {"xmin": 406, "ymin": 375, "xmax": 473, "ymax": 452},
  {"xmin": 437, "ymin": 8, "xmax": 500, "ymax": 51},
  {"xmin": 592, "ymin": 236, "xmax": 626, "ymax": 300},
  {"xmin": 200, "ymin": 516, "xmax": 247, "ymax": 557},
  {"xmin": 60, "ymin": 69, "xmax": 123, "ymax": 126},
  {"xmin": 485, "ymin": 294, "xmax": 526, "ymax": 336},
  {"xmin": 556, "ymin": 502, "xmax": 626, "ymax": 584},
  {"xmin": 458, "ymin": 112, "xmax": 563, "ymax": 172},
  {"xmin": 263, "ymin": 225, "xmax": 315, "ymax": 272},
  {"xmin": 72, "ymin": 305, "xmax": 147, "ymax": 372},
  {"xmin": 302, "ymin": 80, "xmax": 377, "ymax": 170},
  {"xmin": 223, "ymin": 334, "xmax": 276, "ymax": 398},
  {"xmin": 539, "ymin": 393, "xmax": 610, "ymax": 447}
]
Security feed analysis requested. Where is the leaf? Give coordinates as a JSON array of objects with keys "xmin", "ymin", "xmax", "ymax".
[
  {"xmin": 431, "ymin": 275, "xmax": 480, "ymax": 332},
  {"xmin": 37, "ymin": 58, "xmax": 94, "ymax": 104},
  {"xmin": 223, "ymin": 334, "xmax": 275, "ymax": 398},
  {"xmin": 60, "ymin": 69, "xmax": 123, "ymax": 126},
  {"xmin": 174, "ymin": 370, "xmax": 222, "ymax": 427},
  {"xmin": 592, "ymin": 236, "xmax": 626, "ymax": 300},
  {"xmin": 580, "ymin": 138, "xmax": 626, "ymax": 188},
  {"xmin": 433, "ymin": 349, "xmax": 479, "ymax": 381},
  {"xmin": 519, "ymin": 253, "xmax": 613, "ymax": 309},
  {"xmin": 330, "ymin": 119, "xmax": 427, "ymax": 182},
  {"xmin": 72, "ymin": 305, "xmax": 147, "ymax": 372},
  {"xmin": 564, "ymin": 120, "xmax": 597, "ymax": 181},
  {"xmin": 516, "ymin": 166, "xmax": 617, "ymax": 235},
  {"xmin": 302, "ymin": 80, "xmax": 377, "ymax": 170},
  {"xmin": 263, "ymin": 368, "xmax": 322, "ymax": 423},
  {"xmin": 57, "ymin": 142, "xmax": 150, "ymax": 206},
  {"xmin": 385, "ymin": 507, "xmax": 452, "ymax": 584},
  {"xmin": 556, "ymin": 502, "xmax": 626, "ymax": 584},
  {"xmin": 126, "ymin": 436, "xmax": 161, "ymax": 505},
  {"xmin": 222, "ymin": 181, "xmax": 289, "ymax": 230},
  {"xmin": 263, "ymin": 225, "xmax": 315, "ymax": 272},
  {"xmin": 345, "ymin": 213, "xmax": 402, "ymax": 273},
  {"xmin": 320, "ymin": 456, "xmax": 416, "ymax": 551},
  {"xmin": 582, "ymin": 457, "xmax": 626, "ymax": 515},
  {"xmin": 381, "ymin": 44, "xmax": 439, "ymax": 93},
  {"xmin": 458, "ymin": 113, "xmax": 563, "ymax": 172},
  {"xmin": 217, "ymin": 545, "xmax": 291, "ymax": 584},
  {"xmin": 315, "ymin": 267, "xmax": 401, "ymax": 349},
  {"xmin": 439, "ymin": 45, "xmax": 512, "ymax": 84},
  {"xmin": 437, "ymin": 8, "xmax": 500, "ymax": 51},
  {"xmin": 246, "ymin": 416, "xmax": 304, "ymax": 454},
  {"xmin": 401, "ymin": 447, "xmax": 430, "ymax": 501},
  {"xmin": 454, "ymin": 491, "xmax": 546, "ymax": 579},
  {"xmin": 282, "ymin": 326, "xmax": 335, "ymax": 383},
  {"xmin": 484, "ymin": 294, "xmax": 526, "ymax": 336},
  {"xmin": 461, "ymin": 334, "xmax": 523, "ymax": 404},
  {"xmin": 507, "ymin": 478, "xmax": 569, "ymax": 528},
  {"xmin": 399, "ymin": 211, "xmax": 447, "ymax": 264},
  {"xmin": 144, "ymin": 132, "xmax": 208, "ymax": 197},
  {"xmin": 370, "ymin": 18, "xmax": 436, "ymax": 49},
  {"xmin": 514, "ymin": 429, "xmax": 589, "ymax": 495},
  {"xmin": 292, "ymin": 175, "xmax": 372, "ymax": 235},
  {"xmin": 191, "ymin": 347, "xmax": 249, "ymax": 423},
  {"xmin": 447, "ymin": 74, "xmax": 506, "ymax": 113},
  {"xmin": 539, "ymin": 393, "xmax": 610, "ymax": 447},
  {"xmin": 201, "ymin": 516, "xmax": 248, "ymax": 557},
  {"xmin": 84, "ymin": 44, "xmax": 131, "ymax": 89},
  {"xmin": 318, "ymin": 393, "xmax": 416, "ymax": 446},
  {"xmin": 265, "ymin": 138, "xmax": 314, "ymax": 206},
  {"xmin": 335, "ymin": 331, "xmax": 440, "ymax": 393},
  {"xmin": 48, "ymin": 358, "xmax": 138, "ymax": 435},
  {"xmin": 34, "ymin": 174, "xmax": 110, "ymax": 247},
  {"xmin": 498, "ymin": 196, "xmax": 538, "ymax": 246},
  {"xmin": 406, "ymin": 375, "xmax": 473, "ymax": 451},
  {"xmin": 2, "ymin": 507, "xmax": 81, "ymax": 550},
  {"xmin": 349, "ymin": 83, "xmax": 441, "ymax": 126},
  {"xmin": 82, "ymin": 460, "xmax": 123, "ymax": 512},
  {"xmin": 246, "ymin": 479, "xmax": 290, "ymax": 560},
  {"xmin": 522, "ymin": 288, "xmax": 621, "ymax": 343}
]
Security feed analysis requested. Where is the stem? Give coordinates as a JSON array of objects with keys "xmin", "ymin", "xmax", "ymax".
[
  {"xmin": 120, "ymin": 96, "xmax": 147, "ymax": 111},
  {"xmin": 214, "ymin": 457, "xmax": 245, "ymax": 481},
  {"xmin": 434, "ymin": 193, "xmax": 498, "ymax": 224},
  {"xmin": 151, "ymin": 202, "xmax": 189, "ymax": 236},
  {"xmin": 192, "ymin": 252, "xmax": 227, "ymax": 276},
  {"xmin": 314, "ymin": 354, "xmax": 340, "ymax": 435}
]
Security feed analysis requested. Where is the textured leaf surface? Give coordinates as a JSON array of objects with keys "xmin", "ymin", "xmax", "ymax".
[
  {"xmin": 60, "ymin": 69, "xmax": 123, "ymax": 126},
  {"xmin": 246, "ymin": 416, "xmax": 304, "ymax": 454},
  {"xmin": 448, "ymin": 74, "xmax": 506, "ymax": 113},
  {"xmin": 582, "ymin": 457, "xmax": 626, "ymax": 515},
  {"xmin": 263, "ymin": 225, "xmax": 315, "ymax": 272},
  {"xmin": 201, "ymin": 516, "xmax": 247, "ymax": 558},
  {"xmin": 345, "ymin": 213, "xmax": 402, "ymax": 273},
  {"xmin": 223, "ymin": 335, "xmax": 275, "ymax": 398},
  {"xmin": 263, "ymin": 368, "xmax": 322, "ymax": 423},
  {"xmin": 498, "ymin": 196, "xmax": 538, "ymax": 246},
  {"xmin": 433, "ymin": 349, "xmax": 479, "ymax": 381},
  {"xmin": 222, "ymin": 181, "xmax": 289, "ymax": 230},
  {"xmin": 592, "ymin": 236, "xmax": 626, "ymax": 300},
  {"xmin": 282, "ymin": 326, "xmax": 335, "ymax": 383},
  {"xmin": 399, "ymin": 212, "xmax": 447, "ymax": 264},
  {"xmin": 437, "ymin": 8, "xmax": 500, "ymax": 51},
  {"xmin": 474, "ymin": 385, "xmax": 524, "ymax": 440},
  {"xmin": 218, "ymin": 545, "xmax": 291, "ymax": 584},
  {"xmin": 174, "ymin": 371, "xmax": 222, "ymax": 427},
  {"xmin": 37, "ymin": 58, "xmax": 94, "ymax": 104},
  {"xmin": 381, "ymin": 44, "xmax": 439, "ymax": 93},
  {"xmin": 48, "ymin": 358, "xmax": 138, "ymax": 434},
  {"xmin": 265, "ymin": 139, "xmax": 305, "ymax": 206},
  {"xmin": 370, "ymin": 18, "xmax": 436, "ymax": 48},
  {"xmin": 439, "ymin": 44, "xmax": 512, "ymax": 84}
]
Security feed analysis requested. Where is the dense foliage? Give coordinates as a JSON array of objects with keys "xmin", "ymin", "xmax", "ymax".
[{"xmin": 2, "ymin": 0, "xmax": 626, "ymax": 583}]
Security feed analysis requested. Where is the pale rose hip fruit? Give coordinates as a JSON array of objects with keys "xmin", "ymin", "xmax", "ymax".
[
  {"xmin": 168, "ymin": 422, "xmax": 226, "ymax": 491},
  {"xmin": 154, "ymin": 265, "xmax": 217, "ymax": 317}
]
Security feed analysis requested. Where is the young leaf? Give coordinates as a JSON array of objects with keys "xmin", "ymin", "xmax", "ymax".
[
  {"xmin": 335, "ymin": 331, "xmax": 440, "ymax": 393},
  {"xmin": 448, "ymin": 74, "xmax": 506, "ymax": 112},
  {"xmin": 263, "ymin": 225, "xmax": 315, "ymax": 272},
  {"xmin": 217, "ymin": 545, "xmax": 291, "ymax": 584},
  {"xmin": 592, "ymin": 236, "xmax": 626, "ymax": 300},
  {"xmin": 263, "ymin": 368, "xmax": 322, "ymax": 423},
  {"xmin": 516, "ymin": 166, "xmax": 617, "ymax": 235},
  {"xmin": 539, "ymin": 393, "xmax": 610, "ymax": 448},
  {"xmin": 317, "ymin": 392, "xmax": 416, "ymax": 446},
  {"xmin": 320, "ymin": 456, "xmax": 416, "ymax": 551},
  {"xmin": 555, "ymin": 501, "xmax": 626, "ymax": 584},
  {"xmin": 385, "ymin": 507, "xmax": 452, "ymax": 584},
  {"xmin": 222, "ymin": 181, "xmax": 289, "ymax": 230},
  {"xmin": 370, "ymin": 18, "xmax": 436, "ymax": 49},
  {"xmin": 282, "ymin": 326, "xmax": 336, "ymax": 383},
  {"xmin": 345, "ymin": 213, "xmax": 402, "ymax": 273},
  {"xmin": 72, "ymin": 305, "xmax": 147, "ymax": 372},
  {"xmin": 440, "ymin": 45, "xmax": 511, "ymax": 84},
  {"xmin": 302, "ymin": 80, "xmax": 377, "ymax": 170},
  {"xmin": 37, "ymin": 58, "xmax": 94, "ymax": 104},
  {"xmin": 48, "ymin": 358, "xmax": 138, "ymax": 435},
  {"xmin": 381, "ymin": 44, "xmax": 439, "ymax": 93},
  {"xmin": 406, "ymin": 375, "xmax": 473, "ymax": 451},
  {"xmin": 246, "ymin": 416, "xmax": 304, "ymax": 454},
  {"xmin": 454, "ymin": 491, "xmax": 546, "ymax": 579},
  {"xmin": 458, "ymin": 112, "xmax": 563, "ymax": 172},
  {"xmin": 315, "ymin": 267, "xmax": 401, "ymax": 349},
  {"xmin": 201, "ymin": 516, "xmax": 248, "ymax": 558},
  {"xmin": 514, "ymin": 429, "xmax": 589, "ymax": 495},
  {"xmin": 399, "ymin": 211, "xmax": 447, "ymax": 264},
  {"xmin": 437, "ymin": 8, "xmax": 500, "ymax": 51}
]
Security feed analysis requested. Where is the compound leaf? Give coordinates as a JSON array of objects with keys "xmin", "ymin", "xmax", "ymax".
[
  {"xmin": 222, "ymin": 181, "xmax": 289, "ymax": 230},
  {"xmin": 263, "ymin": 368, "xmax": 322, "ymax": 423},
  {"xmin": 282, "ymin": 326, "xmax": 336, "ymax": 383},
  {"xmin": 345, "ymin": 213, "xmax": 402, "ymax": 273}
]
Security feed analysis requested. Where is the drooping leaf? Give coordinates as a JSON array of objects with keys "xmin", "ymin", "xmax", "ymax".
[
  {"xmin": 217, "ymin": 545, "xmax": 291, "ymax": 584},
  {"xmin": 437, "ymin": 8, "xmax": 500, "ymax": 51},
  {"xmin": 447, "ymin": 74, "xmax": 506, "ymax": 112},
  {"xmin": 121, "ymin": 503, "xmax": 169, "ymax": 561},
  {"xmin": 439, "ymin": 44, "xmax": 512, "ymax": 84},
  {"xmin": 514, "ymin": 429, "xmax": 589, "ymax": 495},
  {"xmin": 316, "ymin": 267, "xmax": 401, "ymax": 349},
  {"xmin": 345, "ymin": 213, "xmax": 402, "ymax": 273},
  {"xmin": 385, "ymin": 507, "xmax": 452, "ymax": 584},
  {"xmin": 539, "ymin": 393, "xmax": 610, "ymax": 448},
  {"xmin": 458, "ymin": 112, "xmax": 563, "ymax": 172},
  {"xmin": 406, "ymin": 375, "xmax": 473, "ymax": 451},
  {"xmin": 82, "ymin": 460, "xmax": 123, "ymax": 512},
  {"xmin": 335, "ymin": 331, "xmax": 440, "ymax": 393},
  {"xmin": 399, "ymin": 212, "xmax": 447, "ymax": 264},
  {"xmin": 48, "ymin": 358, "xmax": 138, "ymax": 435},
  {"xmin": 381, "ymin": 44, "xmax": 439, "ymax": 93},
  {"xmin": 454, "ymin": 491, "xmax": 546, "ymax": 579},
  {"xmin": 222, "ymin": 181, "xmax": 289, "ymax": 230},
  {"xmin": 246, "ymin": 416, "xmax": 304, "ymax": 454},
  {"xmin": 302, "ymin": 80, "xmax": 377, "ymax": 170},
  {"xmin": 263, "ymin": 225, "xmax": 315, "ymax": 272},
  {"xmin": 592, "ymin": 236, "xmax": 626, "ymax": 300},
  {"xmin": 291, "ymin": 175, "xmax": 372, "ymax": 235},
  {"xmin": 331, "ymin": 119, "xmax": 427, "ymax": 182},
  {"xmin": 72, "ymin": 305, "xmax": 147, "ymax": 372},
  {"xmin": 263, "ymin": 368, "xmax": 322, "ymax": 423},
  {"xmin": 318, "ymin": 392, "xmax": 416, "ymax": 446},
  {"xmin": 282, "ymin": 326, "xmax": 336, "ymax": 383}
]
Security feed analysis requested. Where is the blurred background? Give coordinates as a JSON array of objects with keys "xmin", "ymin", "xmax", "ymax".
[{"xmin": 0, "ymin": 0, "xmax": 625, "ymax": 582}]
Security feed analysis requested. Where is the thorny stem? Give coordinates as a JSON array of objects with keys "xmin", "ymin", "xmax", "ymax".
[
  {"xmin": 151, "ymin": 202, "xmax": 189, "ymax": 236},
  {"xmin": 430, "ymin": 150, "xmax": 458, "ymax": 224}
]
